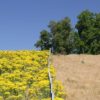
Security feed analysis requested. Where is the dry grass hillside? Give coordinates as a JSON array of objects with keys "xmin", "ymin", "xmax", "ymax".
[{"xmin": 52, "ymin": 55, "xmax": 100, "ymax": 100}]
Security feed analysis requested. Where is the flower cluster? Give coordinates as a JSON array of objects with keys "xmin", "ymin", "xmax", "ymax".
[{"xmin": 0, "ymin": 50, "xmax": 65, "ymax": 100}]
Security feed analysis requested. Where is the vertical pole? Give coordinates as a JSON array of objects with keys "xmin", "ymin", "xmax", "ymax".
[{"xmin": 48, "ymin": 48, "xmax": 54, "ymax": 100}]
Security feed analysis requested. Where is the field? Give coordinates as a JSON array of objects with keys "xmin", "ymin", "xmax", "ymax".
[
  {"xmin": 52, "ymin": 55, "xmax": 100, "ymax": 100},
  {"xmin": 0, "ymin": 50, "xmax": 65, "ymax": 100},
  {"xmin": 1, "ymin": 50, "xmax": 99, "ymax": 100}
]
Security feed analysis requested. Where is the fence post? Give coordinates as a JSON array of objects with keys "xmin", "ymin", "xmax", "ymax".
[{"xmin": 48, "ymin": 48, "xmax": 54, "ymax": 100}]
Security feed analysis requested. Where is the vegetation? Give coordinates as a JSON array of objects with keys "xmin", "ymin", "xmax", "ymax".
[
  {"xmin": 35, "ymin": 10, "xmax": 100, "ymax": 54},
  {"xmin": 0, "ymin": 50, "xmax": 65, "ymax": 100},
  {"xmin": 75, "ymin": 10, "xmax": 100, "ymax": 54}
]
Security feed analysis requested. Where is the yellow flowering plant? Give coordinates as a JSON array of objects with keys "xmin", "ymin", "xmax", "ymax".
[{"xmin": 0, "ymin": 50, "xmax": 65, "ymax": 100}]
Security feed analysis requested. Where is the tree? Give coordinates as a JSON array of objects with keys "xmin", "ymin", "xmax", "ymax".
[
  {"xmin": 48, "ymin": 17, "xmax": 72, "ymax": 54},
  {"xmin": 35, "ymin": 17, "xmax": 73, "ymax": 54},
  {"xmin": 35, "ymin": 10, "xmax": 100, "ymax": 54},
  {"xmin": 35, "ymin": 30, "xmax": 52, "ymax": 50},
  {"xmin": 75, "ymin": 10, "xmax": 100, "ymax": 54}
]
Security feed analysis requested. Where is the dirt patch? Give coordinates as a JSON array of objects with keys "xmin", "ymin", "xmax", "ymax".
[{"xmin": 52, "ymin": 55, "xmax": 100, "ymax": 100}]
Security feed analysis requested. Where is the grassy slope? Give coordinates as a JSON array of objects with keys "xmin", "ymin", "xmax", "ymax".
[{"xmin": 52, "ymin": 54, "xmax": 100, "ymax": 100}]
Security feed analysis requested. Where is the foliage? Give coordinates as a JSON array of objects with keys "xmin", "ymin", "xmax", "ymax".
[
  {"xmin": 75, "ymin": 10, "xmax": 100, "ymax": 54},
  {"xmin": 35, "ymin": 10, "xmax": 100, "ymax": 54},
  {"xmin": 0, "ymin": 50, "xmax": 65, "ymax": 100},
  {"xmin": 35, "ymin": 17, "xmax": 72, "ymax": 54},
  {"xmin": 35, "ymin": 30, "xmax": 52, "ymax": 50}
]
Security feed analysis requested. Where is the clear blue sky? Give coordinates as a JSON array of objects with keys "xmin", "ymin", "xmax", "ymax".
[{"xmin": 0, "ymin": 0, "xmax": 100, "ymax": 50}]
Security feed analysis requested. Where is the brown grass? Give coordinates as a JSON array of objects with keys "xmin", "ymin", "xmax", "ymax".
[{"xmin": 52, "ymin": 54, "xmax": 100, "ymax": 100}]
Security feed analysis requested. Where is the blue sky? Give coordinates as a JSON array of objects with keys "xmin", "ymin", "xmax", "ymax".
[{"xmin": 0, "ymin": 0, "xmax": 100, "ymax": 50}]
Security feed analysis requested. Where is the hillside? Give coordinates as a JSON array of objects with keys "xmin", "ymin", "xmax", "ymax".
[
  {"xmin": 0, "ymin": 50, "xmax": 65, "ymax": 100},
  {"xmin": 52, "ymin": 55, "xmax": 100, "ymax": 100}
]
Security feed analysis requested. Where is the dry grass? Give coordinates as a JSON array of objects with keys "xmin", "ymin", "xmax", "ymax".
[{"xmin": 52, "ymin": 54, "xmax": 100, "ymax": 100}]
